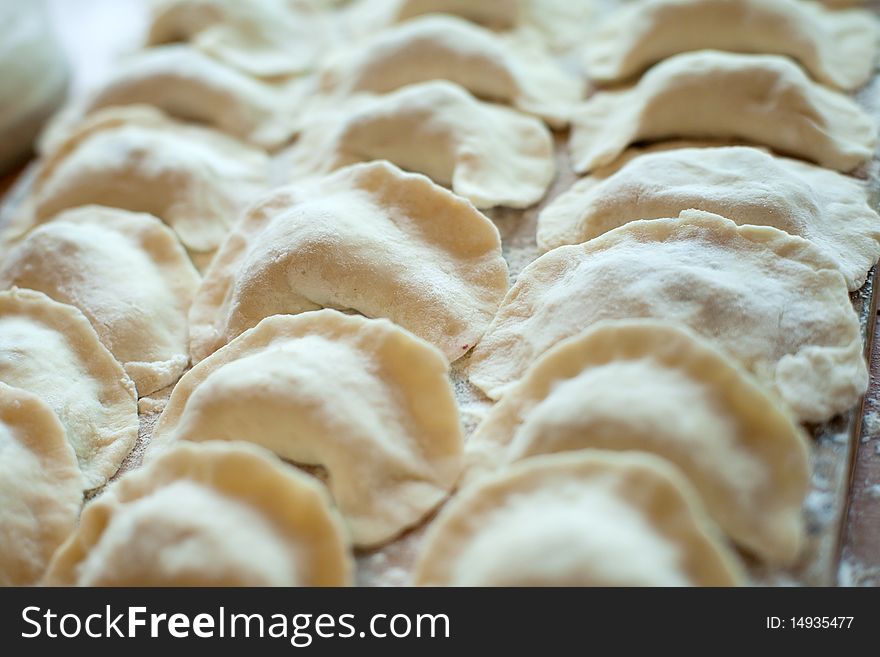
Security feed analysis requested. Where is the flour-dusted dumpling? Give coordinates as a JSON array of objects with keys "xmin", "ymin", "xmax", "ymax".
[
  {"xmin": 0, "ymin": 383, "xmax": 83, "ymax": 586},
  {"xmin": 470, "ymin": 210, "xmax": 866, "ymax": 423},
  {"xmin": 190, "ymin": 161, "xmax": 508, "ymax": 363},
  {"xmin": 148, "ymin": 0, "xmax": 337, "ymax": 78},
  {"xmin": 570, "ymin": 51, "xmax": 877, "ymax": 174},
  {"xmin": 318, "ymin": 15, "xmax": 582, "ymax": 127},
  {"xmin": 0, "ymin": 207, "xmax": 200, "ymax": 396},
  {"xmin": 538, "ymin": 144, "xmax": 880, "ymax": 290},
  {"xmin": 414, "ymin": 451, "xmax": 743, "ymax": 586},
  {"xmin": 44, "ymin": 442, "xmax": 352, "ymax": 586},
  {"xmin": 15, "ymin": 106, "xmax": 267, "ymax": 259},
  {"xmin": 42, "ymin": 46, "xmax": 301, "ymax": 153},
  {"xmin": 0, "ymin": 289, "xmax": 137, "ymax": 489},
  {"xmin": 288, "ymin": 81, "xmax": 555, "ymax": 209},
  {"xmin": 466, "ymin": 320, "xmax": 811, "ymax": 564},
  {"xmin": 150, "ymin": 311, "xmax": 463, "ymax": 547},
  {"xmin": 350, "ymin": 0, "xmax": 596, "ymax": 52},
  {"xmin": 584, "ymin": 0, "xmax": 878, "ymax": 90}
]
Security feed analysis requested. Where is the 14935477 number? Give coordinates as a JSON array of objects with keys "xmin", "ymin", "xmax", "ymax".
[{"xmin": 766, "ymin": 617, "xmax": 854, "ymax": 629}]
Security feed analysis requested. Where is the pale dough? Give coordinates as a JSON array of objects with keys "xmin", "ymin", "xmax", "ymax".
[
  {"xmin": 41, "ymin": 45, "xmax": 302, "ymax": 153},
  {"xmin": 189, "ymin": 160, "xmax": 509, "ymax": 363},
  {"xmin": 44, "ymin": 441, "xmax": 353, "ymax": 586},
  {"xmin": 0, "ymin": 382, "xmax": 82, "ymax": 586},
  {"xmin": 287, "ymin": 80, "xmax": 555, "ymax": 209},
  {"xmin": 0, "ymin": 206, "xmax": 201, "ymax": 396},
  {"xmin": 570, "ymin": 50, "xmax": 877, "ymax": 174},
  {"xmin": 466, "ymin": 320, "xmax": 811, "ymax": 564},
  {"xmin": 469, "ymin": 210, "xmax": 867, "ymax": 423},
  {"xmin": 148, "ymin": 0, "xmax": 339, "ymax": 78},
  {"xmin": 14, "ymin": 106, "xmax": 267, "ymax": 259},
  {"xmin": 150, "ymin": 310, "xmax": 463, "ymax": 547},
  {"xmin": 317, "ymin": 14, "xmax": 582, "ymax": 127},
  {"xmin": 538, "ymin": 144, "xmax": 880, "ymax": 290},
  {"xmin": 413, "ymin": 451, "xmax": 744, "ymax": 586},
  {"xmin": 0, "ymin": 288, "xmax": 138, "ymax": 489},
  {"xmin": 583, "ymin": 0, "xmax": 878, "ymax": 90}
]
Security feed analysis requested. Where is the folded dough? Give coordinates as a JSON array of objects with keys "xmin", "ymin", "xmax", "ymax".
[
  {"xmin": 189, "ymin": 160, "xmax": 508, "ymax": 363},
  {"xmin": 41, "ymin": 45, "xmax": 301, "ymax": 153},
  {"xmin": 150, "ymin": 311, "xmax": 463, "ymax": 547},
  {"xmin": 0, "ymin": 383, "xmax": 82, "ymax": 586},
  {"xmin": 538, "ymin": 144, "xmax": 880, "ymax": 290},
  {"xmin": 413, "ymin": 451, "xmax": 744, "ymax": 586},
  {"xmin": 148, "ymin": 0, "xmax": 337, "ymax": 78},
  {"xmin": 466, "ymin": 320, "xmax": 811, "ymax": 564},
  {"xmin": 12, "ymin": 106, "xmax": 266, "ymax": 261},
  {"xmin": 583, "ymin": 0, "xmax": 878, "ymax": 90},
  {"xmin": 44, "ymin": 442, "xmax": 353, "ymax": 586},
  {"xmin": 469, "ymin": 210, "xmax": 867, "ymax": 423},
  {"xmin": 350, "ymin": 0, "xmax": 596, "ymax": 52},
  {"xmin": 570, "ymin": 50, "xmax": 877, "ymax": 174},
  {"xmin": 0, "ymin": 206, "xmax": 201, "ymax": 396},
  {"xmin": 318, "ymin": 15, "xmax": 581, "ymax": 127},
  {"xmin": 0, "ymin": 288, "xmax": 138, "ymax": 489},
  {"xmin": 287, "ymin": 80, "xmax": 555, "ymax": 209}
]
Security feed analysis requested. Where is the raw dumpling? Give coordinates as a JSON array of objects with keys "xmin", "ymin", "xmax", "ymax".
[
  {"xmin": 466, "ymin": 320, "xmax": 811, "ymax": 564},
  {"xmin": 148, "ymin": 0, "xmax": 337, "ymax": 78},
  {"xmin": 351, "ymin": 0, "xmax": 596, "ymax": 52},
  {"xmin": 537, "ymin": 144, "xmax": 880, "ymax": 290},
  {"xmin": 287, "ymin": 80, "xmax": 555, "ymax": 209},
  {"xmin": 469, "ymin": 210, "xmax": 867, "ymax": 423},
  {"xmin": 570, "ymin": 51, "xmax": 877, "ymax": 174},
  {"xmin": 318, "ymin": 15, "xmax": 582, "ymax": 127},
  {"xmin": 42, "ymin": 46, "xmax": 301, "ymax": 152},
  {"xmin": 0, "ymin": 206, "xmax": 201, "ymax": 396},
  {"xmin": 12, "ymin": 106, "xmax": 267, "ymax": 259},
  {"xmin": 149, "ymin": 311, "xmax": 463, "ymax": 547},
  {"xmin": 413, "ymin": 451, "xmax": 744, "ymax": 586},
  {"xmin": 189, "ymin": 160, "xmax": 508, "ymax": 363},
  {"xmin": 0, "ymin": 288, "xmax": 138, "ymax": 489},
  {"xmin": 44, "ymin": 442, "xmax": 352, "ymax": 586},
  {"xmin": 584, "ymin": 0, "xmax": 878, "ymax": 90},
  {"xmin": 0, "ymin": 383, "xmax": 82, "ymax": 586}
]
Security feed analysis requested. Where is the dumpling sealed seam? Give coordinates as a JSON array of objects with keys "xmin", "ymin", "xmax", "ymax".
[
  {"xmin": 537, "ymin": 144, "xmax": 880, "ymax": 290},
  {"xmin": 7, "ymin": 105, "xmax": 268, "ymax": 263},
  {"xmin": 413, "ymin": 451, "xmax": 744, "ymax": 586},
  {"xmin": 316, "ymin": 14, "xmax": 582, "ymax": 127},
  {"xmin": 149, "ymin": 310, "xmax": 463, "ymax": 548},
  {"xmin": 189, "ymin": 160, "xmax": 509, "ymax": 363},
  {"xmin": 466, "ymin": 320, "xmax": 811, "ymax": 564},
  {"xmin": 286, "ymin": 80, "xmax": 555, "ymax": 209},
  {"xmin": 469, "ymin": 210, "xmax": 867, "ymax": 424},
  {"xmin": 569, "ymin": 50, "xmax": 877, "ymax": 174},
  {"xmin": 44, "ymin": 442, "xmax": 353, "ymax": 586},
  {"xmin": 583, "ymin": 0, "xmax": 879, "ymax": 90},
  {"xmin": 0, "ymin": 288, "xmax": 138, "ymax": 489},
  {"xmin": 0, "ymin": 383, "xmax": 83, "ymax": 586},
  {"xmin": 0, "ymin": 206, "xmax": 201, "ymax": 396}
]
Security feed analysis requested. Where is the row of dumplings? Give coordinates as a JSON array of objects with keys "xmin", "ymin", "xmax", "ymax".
[
  {"xmin": 35, "ymin": 0, "xmax": 880, "ymax": 206},
  {"xmin": 0, "ymin": 0, "xmax": 878, "ymax": 585},
  {"xmin": 3, "ymin": 298, "xmax": 792, "ymax": 585}
]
